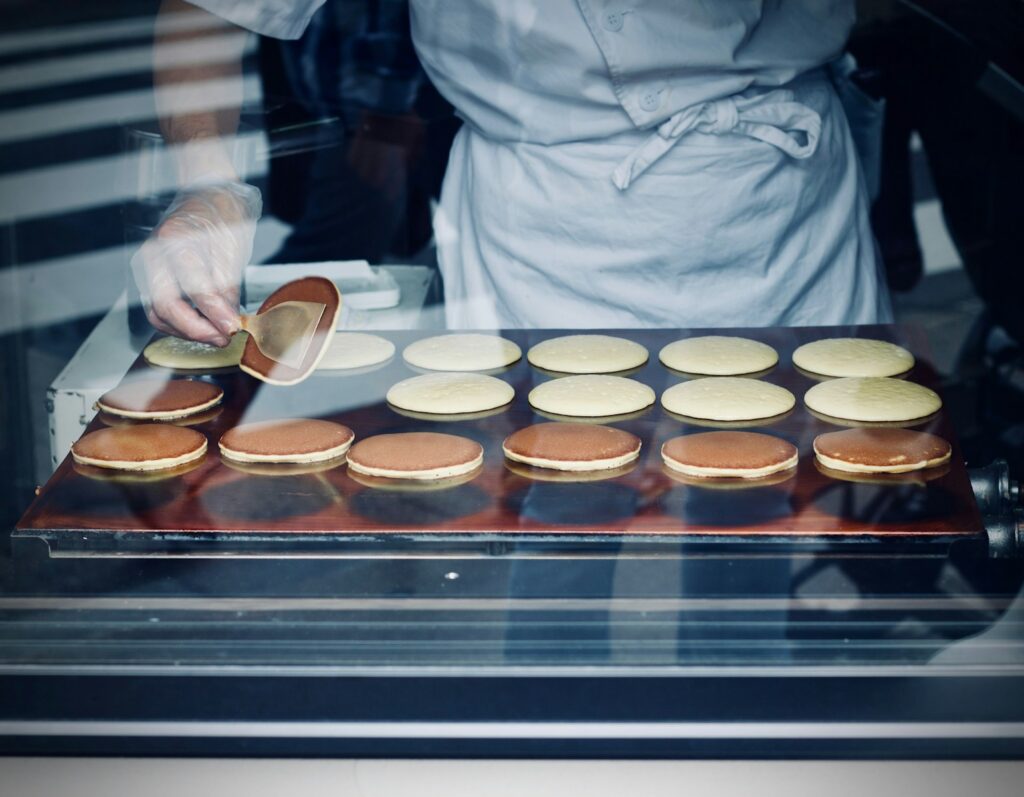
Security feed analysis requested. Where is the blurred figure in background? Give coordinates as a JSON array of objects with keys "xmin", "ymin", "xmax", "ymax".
[
  {"xmin": 852, "ymin": 0, "xmax": 1024, "ymax": 348},
  {"xmin": 257, "ymin": 0, "xmax": 457, "ymax": 264}
]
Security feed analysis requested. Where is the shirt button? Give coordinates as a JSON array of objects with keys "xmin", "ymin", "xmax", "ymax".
[
  {"xmin": 639, "ymin": 90, "xmax": 662, "ymax": 112},
  {"xmin": 602, "ymin": 11, "xmax": 624, "ymax": 31}
]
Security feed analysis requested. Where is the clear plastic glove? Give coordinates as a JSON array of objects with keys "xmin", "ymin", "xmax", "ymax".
[{"xmin": 131, "ymin": 181, "xmax": 262, "ymax": 346}]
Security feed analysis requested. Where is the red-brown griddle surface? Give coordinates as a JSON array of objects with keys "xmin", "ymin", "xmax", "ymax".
[{"xmin": 17, "ymin": 326, "xmax": 984, "ymax": 539}]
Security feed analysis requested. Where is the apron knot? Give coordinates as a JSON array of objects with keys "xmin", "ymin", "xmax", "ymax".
[
  {"xmin": 706, "ymin": 97, "xmax": 739, "ymax": 134},
  {"xmin": 612, "ymin": 89, "xmax": 823, "ymax": 191}
]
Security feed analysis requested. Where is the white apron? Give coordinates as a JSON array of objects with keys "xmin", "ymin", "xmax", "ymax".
[
  {"xmin": 190, "ymin": 0, "xmax": 893, "ymax": 329},
  {"xmin": 412, "ymin": 0, "xmax": 892, "ymax": 329}
]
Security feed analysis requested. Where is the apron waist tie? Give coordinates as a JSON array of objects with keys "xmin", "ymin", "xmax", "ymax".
[{"xmin": 612, "ymin": 89, "xmax": 823, "ymax": 191}]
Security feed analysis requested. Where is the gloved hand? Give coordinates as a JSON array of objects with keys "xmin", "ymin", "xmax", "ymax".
[{"xmin": 131, "ymin": 181, "xmax": 262, "ymax": 346}]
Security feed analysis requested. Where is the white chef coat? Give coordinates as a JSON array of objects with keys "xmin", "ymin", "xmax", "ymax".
[{"xmin": 190, "ymin": 0, "xmax": 892, "ymax": 328}]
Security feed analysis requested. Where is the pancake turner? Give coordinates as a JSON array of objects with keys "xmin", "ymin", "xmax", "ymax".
[{"xmin": 239, "ymin": 300, "xmax": 326, "ymax": 370}]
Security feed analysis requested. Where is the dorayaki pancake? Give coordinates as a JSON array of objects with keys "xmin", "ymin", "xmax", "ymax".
[
  {"xmin": 222, "ymin": 455, "xmax": 349, "ymax": 477},
  {"xmin": 660, "ymin": 377, "xmax": 795, "ymax": 422},
  {"xmin": 403, "ymin": 333, "xmax": 521, "ymax": 372},
  {"xmin": 387, "ymin": 372, "xmax": 514, "ymax": 415},
  {"xmin": 504, "ymin": 459, "xmax": 639, "ymax": 483},
  {"xmin": 813, "ymin": 459, "xmax": 951, "ymax": 486},
  {"xmin": 317, "ymin": 332, "xmax": 395, "ymax": 370},
  {"xmin": 347, "ymin": 468, "xmax": 482, "ymax": 492},
  {"xmin": 71, "ymin": 424, "xmax": 207, "ymax": 471},
  {"xmin": 96, "ymin": 378, "xmax": 223, "ymax": 419},
  {"xmin": 804, "ymin": 377, "xmax": 941, "ymax": 423},
  {"xmin": 658, "ymin": 336, "xmax": 778, "ymax": 376},
  {"xmin": 793, "ymin": 338, "xmax": 914, "ymax": 378},
  {"xmin": 219, "ymin": 419, "xmax": 355, "ymax": 464},
  {"xmin": 813, "ymin": 428, "xmax": 951, "ymax": 474},
  {"xmin": 346, "ymin": 432, "xmax": 484, "ymax": 480},
  {"xmin": 240, "ymin": 276, "xmax": 341, "ymax": 386},
  {"xmin": 98, "ymin": 405, "xmax": 222, "ymax": 428},
  {"xmin": 661, "ymin": 463, "xmax": 796, "ymax": 490},
  {"xmin": 143, "ymin": 333, "xmax": 246, "ymax": 370},
  {"xmin": 528, "ymin": 375, "xmax": 655, "ymax": 417},
  {"xmin": 502, "ymin": 422, "xmax": 641, "ymax": 472},
  {"xmin": 527, "ymin": 335, "xmax": 649, "ymax": 374},
  {"xmin": 661, "ymin": 431, "xmax": 798, "ymax": 479}
]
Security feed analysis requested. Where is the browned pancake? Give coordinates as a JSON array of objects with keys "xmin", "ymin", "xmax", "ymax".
[
  {"xmin": 71, "ymin": 424, "xmax": 207, "ymax": 470},
  {"xmin": 219, "ymin": 419, "xmax": 355, "ymax": 463},
  {"xmin": 346, "ymin": 432, "xmax": 483, "ymax": 479},
  {"xmin": 813, "ymin": 428, "xmax": 951, "ymax": 473},
  {"xmin": 98, "ymin": 405, "xmax": 223, "ymax": 428},
  {"xmin": 97, "ymin": 378, "xmax": 222, "ymax": 418},
  {"xmin": 661, "ymin": 431, "xmax": 798, "ymax": 478},
  {"xmin": 502, "ymin": 422, "xmax": 640, "ymax": 471},
  {"xmin": 240, "ymin": 276, "xmax": 341, "ymax": 385},
  {"xmin": 504, "ymin": 459, "xmax": 639, "ymax": 482}
]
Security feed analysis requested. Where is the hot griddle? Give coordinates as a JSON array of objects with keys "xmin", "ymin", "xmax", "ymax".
[{"xmin": 16, "ymin": 325, "xmax": 985, "ymax": 553}]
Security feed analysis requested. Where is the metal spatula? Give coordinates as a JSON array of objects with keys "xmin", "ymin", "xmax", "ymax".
[{"xmin": 239, "ymin": 300, "xmax": 327, "ymax": 369}]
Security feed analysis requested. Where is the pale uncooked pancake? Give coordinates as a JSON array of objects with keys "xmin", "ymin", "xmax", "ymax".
[
  {"xmin": 528, "ymin": 375, "xmax": 655, "ymax": 417},
  {"xmin": 386, "ymin": 372, "xmax": 514, "ymax": 415},
  {"xmin": 502, "ymin": 422, "xmax": 641, "ymax": 472},
  {"xmin": 793, "ymin": 338, "xmax": 914, "ymax": 378},
  {"xmin": 71, "ymin": 424, "xmax": 207, "ymax": 471},
  {"xmin": 346, "ymin": 432, "xmax": 484, "ymax": 480},
  {"xmin": 144, "ymin": 333, "xmax": 246, "ymax": 370},
  {"xmin": 658, "ymin": 336, "xmax": 778, "ymax": 376},
  {"xmin": 813, "ymin": 428, "xmax": 951, "ymax": 473},
  {"xmin": 661, "ymin": 431, "xmax": 798, "ymax": 478},
  {"xmin": 219, "ymin": 419, "xmax": 355, "ymax": 464},
  {"xmin": 317, "ymin": 332, "xmax": 395, "ymax": 370},
  {"xmin": 660, "ymin": 377, "xmax": 795, "ymax": 422},
  {"xmin": 527, "ymin": 335, "xmax": 649, "ymax": 374},
  {"xmin": 403, "ymin": 333, "xmax": 521, "ymax": 371},
  {"xmin": 96, "ymin": 378, "xmax": 222, "ymax": 420},
  {"xmin": 804, "ymin": 377, "xmax": 941, "ymax": 423}
]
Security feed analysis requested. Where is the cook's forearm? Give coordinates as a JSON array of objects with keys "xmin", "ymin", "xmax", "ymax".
[{"xmin": 154, "ymin": 0, "xmax": 248, "ymax": 185}]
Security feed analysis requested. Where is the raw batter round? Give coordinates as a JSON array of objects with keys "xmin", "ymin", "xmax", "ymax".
[
  {"xmin": 386, "ymin": 372, "xmax": 514, "ymax": 415},
  {"xmin": 528, "ymin": 375, "xmax": 656, "ymax": 418},
  {"xmin": 403, "ymin": 333, "xmax": 521, "ymax": 371},
  {"xmin": 803, "ymin": 377, "xmax": 941, "ymax": 423},
  {"xmin": 219, "ymin": 419, "xmax": 355, "ymax": 464},
  {"xmin": 813, "ymin": 428, "xmax": 951, "ymax": 473},
  {"xmin": 527, "ymin": 334, "xmax": 648, "ymax": 374},
  {"xmin": 658, "ymin": 336, "xmax": 778, "ymax": 375},
  {"xmin": 96, "ymin": 378, "xmax": 223, "ymax": 420},
  {"xmin": 661, "ymin": 431, "xmax": 798, "ymax": 479},
  {"xmin": 502, "ymin": 422, "xmax": 641, "ymax": 472},
  {"xmin": 661, "ymin": 377, "xmax": 795, "ymax": 422},
  {"xmin": 71, "ymin": 424, "xmax": 207, "ymax": 471},
  {"xmin": 346, "ymin": 432, "xmax": 484, "ymax": 480},
  {"xmin": 317, "ymin": 332, "xmax": 395, "ymax": 370},
  {"xmin": 143, "ymin": 333, "xmax": 246, "ymax": 370},
  {"xmin": 793, "ymin": 337, "xmax": 914, "ymax": 378}
]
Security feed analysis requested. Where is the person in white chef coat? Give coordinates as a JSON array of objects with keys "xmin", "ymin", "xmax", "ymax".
[{"xmin": 137, "ymin": 0, "xmax": 891, "ymax": 345}]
